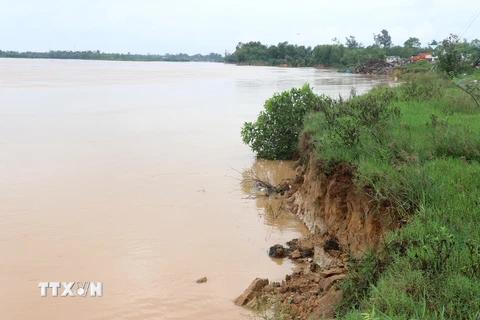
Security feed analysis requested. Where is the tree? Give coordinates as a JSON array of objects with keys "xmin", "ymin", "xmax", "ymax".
[
  {"xmin": 345, "ymin": 36, "xmax": 359, "ymax": 49},
  {"xmin": 267, "ymin": 45, "xmax": 279, "ymax": 59},
  {"xmin": 404, "ymin": 37, "xmax": 421, "ymax": 49},
  {"xmin": 438, "ymin": 34, "xmax": 466, "ymax": 75},
  {"xmin": 241, "ymin": 84, "xmax": 326, "ymax": 160},
  {"xmin": 374, "ymin": 29, "xmax": 392, "ymax": 49},
  {"xmin": 386, "ymin": 45, "xmax": 405, "ymax": 57}
]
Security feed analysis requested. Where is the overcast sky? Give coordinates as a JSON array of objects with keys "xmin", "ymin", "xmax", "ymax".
[{"xmin": 0, "ymin": 0, "xmax": 478, "ymax": 55}]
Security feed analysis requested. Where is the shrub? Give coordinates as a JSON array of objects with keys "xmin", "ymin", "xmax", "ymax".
[
  {"xmin": 241, "ymin": 83, "xmax": 331, "ymax": 160},
  {"xmin": 438, "ymin": 34, "xmax": 469, "ymax": 75}
]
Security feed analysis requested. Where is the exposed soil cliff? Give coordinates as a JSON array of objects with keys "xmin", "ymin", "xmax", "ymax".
[
  {"xmin": 287, "ymin": 157, "xmax": 400, "ymax": 256},
  {"xmin": 235, "ymin": 157, "xmax": 400, "ymax": 319}
]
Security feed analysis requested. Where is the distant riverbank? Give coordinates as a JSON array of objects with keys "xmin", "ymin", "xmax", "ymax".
[
  {"xmin": 0, "ymin": 50, "xmax": 223, "ymax": 63},
  {"xmin": 231, "ymin": 61, "xmax": 336, "ymax": 69}
]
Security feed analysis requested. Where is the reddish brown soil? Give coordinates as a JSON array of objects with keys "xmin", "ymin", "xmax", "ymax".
[
  {"xmin": 288, "ymin": 157, "xmax": 400, "ymax": 255},
  {"xmin": 236, "ymin": 156, "xmax": 400, "ymax": 319}
]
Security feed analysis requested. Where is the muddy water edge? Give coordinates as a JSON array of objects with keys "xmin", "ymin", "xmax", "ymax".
[{"xmin": 0, "ymin": 59, "xmax": 391, "ymax": 320}]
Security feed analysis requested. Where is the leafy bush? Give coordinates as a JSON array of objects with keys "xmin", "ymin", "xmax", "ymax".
[{"xmin": 241, "ymin": 84, "xmax": 331, "ymax": 160}]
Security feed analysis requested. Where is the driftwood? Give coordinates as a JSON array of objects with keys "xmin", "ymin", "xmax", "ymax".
[{"xmin": 233, "ymin": 166, "xmax": 291, "ymax": 198}]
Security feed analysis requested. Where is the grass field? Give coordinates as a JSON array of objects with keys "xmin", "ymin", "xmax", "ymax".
[{"xmin": 301, "ymin": 72, "xmax": 480, "ymax": 319}]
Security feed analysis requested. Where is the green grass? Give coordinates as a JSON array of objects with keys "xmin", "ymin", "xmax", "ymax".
[
  {"xmin": 395, "ymin": 60, "xmax": 434, "ymax": 76},
  {"xmin": 301, "ymin": 72, "xmax": 480, "ymax": 319},
  {"xmin": 462, "ymin": 68, "xmax": 480, "ymax": 81}
]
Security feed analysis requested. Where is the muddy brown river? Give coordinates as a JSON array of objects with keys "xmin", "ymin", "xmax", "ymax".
[{"xmin": 0, "ymin": 59, "xmax": 390, "ymax": 320}]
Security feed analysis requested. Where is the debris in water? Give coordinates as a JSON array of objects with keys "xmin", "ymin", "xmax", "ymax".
[{"xmin": 196, "ymin": 277, "xmax": 207, "ymax": 284}]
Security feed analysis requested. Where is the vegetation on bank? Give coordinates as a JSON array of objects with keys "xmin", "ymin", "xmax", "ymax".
[
  {"xmin": 241, "ymin": 84, "xmax": 329, "ymax": 160},
  {"xmin": 0, "ymin": 49, "xmax": 224, "ymax": 62},
  {"xmin": 241, "ymin": 39, "xmax": 480, "ymax": 319},
  {"xmin": 226, "ymin": 31, "xmax": 480, "ymax": 68},
  {"xmin": 310, "ymin": 73, "xmax": 480, "ymax": 319}
]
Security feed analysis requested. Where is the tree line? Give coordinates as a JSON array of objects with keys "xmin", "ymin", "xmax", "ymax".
[
  {"xmin": 0, "ymin": 50, "xmax": 224, "ymax": 62},
  {"xmin": 225, "ymin": 29, "xmax": 480, "ymax": 68}
]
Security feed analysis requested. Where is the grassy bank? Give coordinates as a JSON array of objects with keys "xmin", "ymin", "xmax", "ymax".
[{"xmin": 299, "ymin": 73, "xmax": 480, "ymax": 319}]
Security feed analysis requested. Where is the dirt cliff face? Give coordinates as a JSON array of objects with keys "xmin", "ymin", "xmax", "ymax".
[
  {"xmin": 234, "ymin": 157, "xmax": 401, "ymax": 318},
  {"xmin": 287, "ymin": 157, "xmax": 399, "ymax": 256}
]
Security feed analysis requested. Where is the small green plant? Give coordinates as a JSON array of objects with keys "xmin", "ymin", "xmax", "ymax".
[
  {"xmin": 413, "ymin": 227, "xmax": 456, "ymax": 275},
  {"xmin": 465, "ymin": 239, "xmax": 480, "ymax": 278},
  {"xmin": 360, "ymin": 306, "xmax": 382, "ymax": 320},
  {"xmin": 338, "ymin": 250, "xmax": 386, "ymax": 316}
]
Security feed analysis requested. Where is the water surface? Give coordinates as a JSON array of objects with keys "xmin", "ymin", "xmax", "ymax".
[{"xmin": 0, "ymin": 59, "xmax": 390, "ymax": 319}]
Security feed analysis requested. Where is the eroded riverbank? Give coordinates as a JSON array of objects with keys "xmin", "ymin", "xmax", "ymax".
[{"xmin": 235, "ymin": 157, "xmax": 400, "ymax": 318}]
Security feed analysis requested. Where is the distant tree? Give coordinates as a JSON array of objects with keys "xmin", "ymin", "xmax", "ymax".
[
  {"xmin": 438, "ymin": 34, "xmax": 466, "ymax": 75},
  {"xmin": 277, "ymin": 41, "xmax": 288, "ymax": 58},
  {"xmin": 374, "ymin": 29, "xmax": 392, "ymax": 49},
  {"xmin": 404, "ymin": 37, "xmax": 421, "ymax": 49},
  {"xmin": 345, "ymin": 36, "xmax": 359, "ymax": 49},
  {"xmin": 267, "ymin": 45, "xmax": 279, "ymax": 60},
  {"xmin": 386, "ymin": 45, "xmax": 405, "ymax": 57},
  {"xmin": 364, "ymin": 45, "xmax": 386, "ymax": 61},
  {"xmin": 402, "ymin": 47, "xmax": 414, "ymax": 59}
]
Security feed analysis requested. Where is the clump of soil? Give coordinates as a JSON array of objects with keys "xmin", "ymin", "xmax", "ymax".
[
  {"xmin": 196, "ymin": 277, "xmax": 207, "ymax": 284},
  {"xmin": 268, "ymin": 235, "xmax": 315, "ymax": 260},
  {"xmin": 236, "ymin": 233, "xmax": 347, "ymax": 319}
]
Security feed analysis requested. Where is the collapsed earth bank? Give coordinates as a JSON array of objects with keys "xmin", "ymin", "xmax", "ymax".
[{"xmin": 235, "ymin": 157, "xmax": 400, "ymax": 319}]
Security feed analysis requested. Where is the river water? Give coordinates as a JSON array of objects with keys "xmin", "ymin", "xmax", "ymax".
[{"xmin": 0, "ymin": 59, "xmax": 390, "ymax": 320}]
